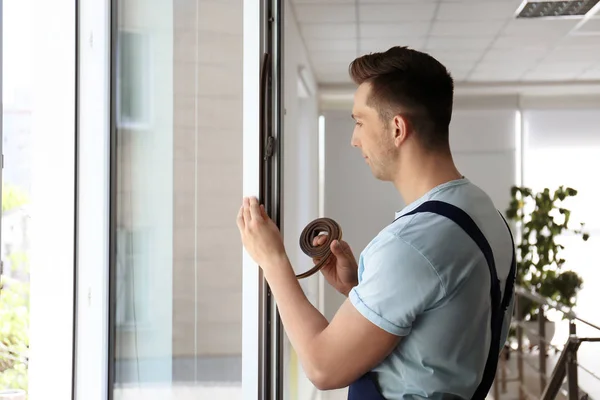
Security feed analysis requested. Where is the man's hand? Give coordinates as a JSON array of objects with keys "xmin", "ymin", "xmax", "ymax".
[
  {"xmin": 237, "ymin": 196, "xmax": 288, "ymax": 271},
  {"xmin": 312, "ymin": 235, "xmax": 358, "ymax": 296}
]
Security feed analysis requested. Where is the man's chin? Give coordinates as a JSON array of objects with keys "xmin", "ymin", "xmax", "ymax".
[{"xmin": 370, "ymin": 170, "xmax": 386, "ymax": 181}]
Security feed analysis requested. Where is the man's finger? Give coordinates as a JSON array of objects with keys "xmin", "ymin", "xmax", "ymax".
[
  {"xmin": 236, "ymin": 205, "xmax": 244, "ymax": 230},
  {"xmin": 313, "ymin": 234, "xmax": 327, "ymax": 246},
  {"xmin": 260, "ymin": 204, "xmax": 269, "ymax": 219},
  {"xmin": 243, "ymin": 197, "xmax": 252, "ymax": 224},
  {"xmin": 249, "ymin": 197, "xmax": 262, "ymax": 221},
  {"xmin": 340, "ymin": 240, "xmax": 352, "ymax": 256}
]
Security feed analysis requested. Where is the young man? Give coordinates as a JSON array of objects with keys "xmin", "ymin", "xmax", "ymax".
[{"xmin": 237, "ymin": 46, "xmax": 515, "ymax": 399}]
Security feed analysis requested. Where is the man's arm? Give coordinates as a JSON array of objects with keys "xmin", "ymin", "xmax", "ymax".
[{"xmin": 263, "ymin": 258, "xmax": 401, "ymax": 390}]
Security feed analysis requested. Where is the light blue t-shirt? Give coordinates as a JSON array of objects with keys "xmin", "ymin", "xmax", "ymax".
[{"xmin": 348, "ymin": 178, "xmax": 514, "ymax": 399}]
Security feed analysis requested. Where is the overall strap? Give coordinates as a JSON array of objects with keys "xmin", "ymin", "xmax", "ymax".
[
  {"xmin": 400, "ymin": 200, "xmax": 513, "ymax": 400},
  {"xmin": 498, "ymin": 213, "xmax": 517, "ymax": 315}
]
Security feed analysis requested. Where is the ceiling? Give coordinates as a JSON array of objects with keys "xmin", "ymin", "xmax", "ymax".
[{"xmin": 290, "ymin": 0, "xmax": 600, "ymax": 86}]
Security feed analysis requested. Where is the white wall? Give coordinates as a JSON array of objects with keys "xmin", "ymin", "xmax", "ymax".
[
  {"xmin": 450, "ymin": 97, "xmax": 518, "ymax": 215},
  {"xmin": 321, "ymin": 109, "xmax": 401, "ymax": 320}
]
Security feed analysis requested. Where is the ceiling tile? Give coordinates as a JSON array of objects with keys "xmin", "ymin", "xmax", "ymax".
[
  {"xmin": 425, "ymin": 37, "xmax": 493, "ymax": 51},
  {"xmin": 468, "ymin": 69, "xmax": 525, "ymax": 82},
  {"xmin": 501, "ymin": 18, "xmax": 579, "ymax": 36},
  {"xmin": 359, "ymin": 37, "xmax": 426, "ymax": 53},
  {"xmin": 358, "ymin": 4, "xmax": 437, "ymax": 22},
  {"xmin": 449, "ymin": 69, "xmax": 471, "ymax": 82},
  {"xmin": 443, "ymin": 60, "xmax": 477, "ymax": 70},
  {"xmin": 492, "ymin": 35, "xmax": 558, "ymax": 48},
  {"xmin": 304, "ymin": 39, "xmax": 357, "ymax": 52},
  {"xmin": 575, "ymin": 16, "xmax": 600, "ymax": 34},
  {"xmin": 296, "ymin": 0, "xmax": 600, "ymax": 85},
  {"xmin": 482, "ymin": 47, "xmax": 549, "ymax": 63},
  {"xmin": 428, "ymin": 50, "xmax": 483, "ymax": 64},
  {"xmin": 578, "ymin": 65, "xmax": 600, "ymax": 79},
  {"xmin": 523, "ymin": 62, "xmax": 592, "ymax": 81},
  {"xmin": 542, "ymin": 47, "xmax": 600, "ymax": 64},
  {"xmin": 359, "ymin": 0, "xmax": 437, "ymax": 3},
  {"xmin": 559, "ymin": 34, "xmax": 600, "ymax": 47},
  {"xmin": 476, "ymin": 60, "xmax": 538, "ymax": 72},
  {"xmin": 436, "ymin": 1, "xmax": 523, "ymax": 21},
  {"xmin": 359, "ymin": 22, "xmax": 430, "ymax": 38},
  {"xmin": 430, "ymin": 20, "xmax": 505, "ymax": 36},
  {"xmin": 300, "ymin": 23, "xmax": 356, "ymax": 39},
  {"xmin": 294, "ymin": 4, "xmax": 356, "ymax": 23}
]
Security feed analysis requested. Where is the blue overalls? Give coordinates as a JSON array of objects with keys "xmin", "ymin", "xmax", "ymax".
[{"xmin": 348, "ymin": 200, "xmax": 516, "ymax": 400}]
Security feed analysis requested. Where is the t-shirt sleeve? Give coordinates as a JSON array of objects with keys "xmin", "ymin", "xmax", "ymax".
[{"xmin": 349, "ymin": 231, "xmax": 446, "ymax": 337}]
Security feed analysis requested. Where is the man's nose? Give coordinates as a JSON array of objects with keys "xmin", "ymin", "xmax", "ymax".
[{"xmin": 350, "ymin": 132, "xmax": 359, "ymax": 148}]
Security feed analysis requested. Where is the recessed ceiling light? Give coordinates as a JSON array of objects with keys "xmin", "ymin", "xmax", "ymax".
[{"xmin": 515, "ymin": 0, "xmax": 600, "ymax": 18}]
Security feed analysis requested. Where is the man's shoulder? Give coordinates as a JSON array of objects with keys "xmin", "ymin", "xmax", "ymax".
[{"xmin": 361, "ymin": 228, "xmax": 443, "ymax": 289}]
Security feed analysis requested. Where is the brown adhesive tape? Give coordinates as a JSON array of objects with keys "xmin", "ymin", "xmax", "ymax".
[{"xmin": 296, "ymin": 218, "xmax": 342, "ymax": 279}]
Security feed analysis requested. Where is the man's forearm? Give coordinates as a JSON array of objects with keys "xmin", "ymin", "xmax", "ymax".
[{"xmin": 262, "ymin": 257, "xmax": 330, "ymax": 380}]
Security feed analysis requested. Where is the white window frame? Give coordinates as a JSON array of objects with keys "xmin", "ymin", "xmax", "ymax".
[
  {"xmin": 242, "ymin": 0, "xmax": 262, "ymax": 398},
  {"xmin": 28, "ymin": 0, "xmax": 77, "ymax": 399},
  {"xmin": 74, "ymin": 0, "xmax": 110, "ymax": 398},
  {"xmin": 75, "ymin": 0, "xmax": 263, "ymax": 399}
]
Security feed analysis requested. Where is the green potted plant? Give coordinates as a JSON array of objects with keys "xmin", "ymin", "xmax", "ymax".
[{"xmin": 506, "ymin": 185, "xmax": 589, "ymax": 347}]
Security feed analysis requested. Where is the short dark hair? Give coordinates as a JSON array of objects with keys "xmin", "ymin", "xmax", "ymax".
[{"xmin": 349, "ymin": 46, "xmax": 454, "ymax": 151}]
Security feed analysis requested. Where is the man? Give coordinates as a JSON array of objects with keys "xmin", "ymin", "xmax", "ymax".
[{"xmin": 237, "ymin": 46, "xmax": 515, "ymax": 399}]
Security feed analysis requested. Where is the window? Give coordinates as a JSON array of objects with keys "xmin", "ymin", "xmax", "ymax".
[
  {"xmin": 111, "ymin": 0, "xmax": 245, "ymax": 397},
  {"xmin": 523, "ymin": 108, "xmax": 600, "ymax": 344}
]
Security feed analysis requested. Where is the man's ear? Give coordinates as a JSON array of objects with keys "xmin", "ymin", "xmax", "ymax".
[{"xmin": 393, "ymin": 114, "xmax": 409, "ymax": 147}]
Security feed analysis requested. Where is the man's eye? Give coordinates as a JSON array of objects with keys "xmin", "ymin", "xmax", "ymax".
[{"xmin": 355, "ymin": 122, "xmax": 362, "ymax": 127}]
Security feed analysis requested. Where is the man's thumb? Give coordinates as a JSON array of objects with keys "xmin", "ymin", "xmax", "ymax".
[{"xmin": 331, "ymin": 240, "xmax": 346, "ymax": 257}]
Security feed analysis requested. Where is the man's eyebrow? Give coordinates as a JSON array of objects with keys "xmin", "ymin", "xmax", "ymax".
[{"xmin": 351, "ymin": 113, "xmax": 360, "ymax": 120}]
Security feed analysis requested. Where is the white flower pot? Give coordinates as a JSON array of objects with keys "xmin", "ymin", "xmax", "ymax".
[
  {"xmin": 0, "ymin": 390, "xmax": 26, "ymax": 400},
  {"xmin": 524, "ymin": 320, "xmax": 556, "ymax": 348}
]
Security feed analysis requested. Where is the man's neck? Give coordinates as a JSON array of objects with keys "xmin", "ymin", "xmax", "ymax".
[{"xmin": 393, "ymin": 150, "xmax": 463, "ymax": 205}]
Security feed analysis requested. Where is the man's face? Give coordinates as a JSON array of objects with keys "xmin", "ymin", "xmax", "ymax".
[{"xmin": 351, "ymin": 83, "xmax": 398, "ymax": 181}]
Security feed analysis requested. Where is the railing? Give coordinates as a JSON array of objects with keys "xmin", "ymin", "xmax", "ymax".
[{"xmin": 493, "ymin": 285, "xmax": 600, "ymax": 400}]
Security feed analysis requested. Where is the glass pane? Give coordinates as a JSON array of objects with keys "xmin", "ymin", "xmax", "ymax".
[
  {"xmin": 1, "ymin": 0, "xmax": 32, "ymax": 396},
  {"xmin": 113, "ymin": 1, "xmax": 243, "ymax": 399}
]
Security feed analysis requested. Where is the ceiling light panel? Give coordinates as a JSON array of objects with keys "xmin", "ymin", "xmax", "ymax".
[{"xmin": 516, "ymin": 0, "xmax": 600, "ymax": 18}]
